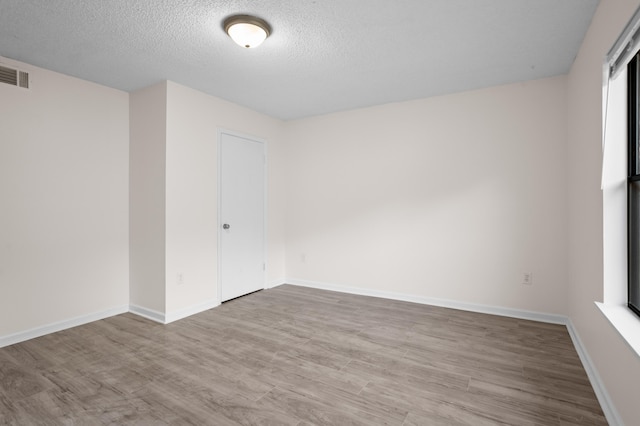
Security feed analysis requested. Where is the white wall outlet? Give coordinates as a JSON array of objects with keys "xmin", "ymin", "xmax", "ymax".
[
  {"xmin": 177, "ymin": 273, "xmax": 184, "ymax": 286},
  {"xmin": 301, "ymin": 253, "xmax": 306, "ymax": 263},
  {"xmin": 522, "ymin": 272, "xmax": 533, "ymax": 285}
]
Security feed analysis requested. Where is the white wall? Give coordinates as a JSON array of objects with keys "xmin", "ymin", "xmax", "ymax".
[
  {"xmin": 128, "ymin": 81, "xmax": 286, "ymax": 318},
  {"xmin": 285, "ymin": 76, "xmax": 569, "ymax": 314},
  {"xmin": 164, "ymin": 81, "xmax": 285, "ymax": 314},
  {"xmin": 567, "ymin": 0, "xmax": 640, "ymax": 424},
  {"xmin": 129, "ymin": 82, "xmax": 167, "ymax": 313},
  {"xmin": 0, "ymin": 57, "xmax": 129, "ymax": 336}
]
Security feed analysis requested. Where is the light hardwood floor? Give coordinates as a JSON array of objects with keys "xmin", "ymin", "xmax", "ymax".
[{"xmin": 0, "ymin": 285, "xmax": 607, "ymax": 425}]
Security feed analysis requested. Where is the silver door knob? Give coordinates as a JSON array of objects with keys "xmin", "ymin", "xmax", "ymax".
[{"xmin": 223, "ymin": 224, "xmax": 230, "ymax": 230}]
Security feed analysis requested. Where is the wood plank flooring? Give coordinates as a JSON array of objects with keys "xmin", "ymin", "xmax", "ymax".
[{"xmin": 0, "ymin": 285, "xmax": 607, "ymax": 425}]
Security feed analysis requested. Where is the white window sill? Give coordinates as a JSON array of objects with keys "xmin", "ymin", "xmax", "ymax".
[{"xmin": 596, "ymin": 302, "xmax": 640, "ymax": 358}]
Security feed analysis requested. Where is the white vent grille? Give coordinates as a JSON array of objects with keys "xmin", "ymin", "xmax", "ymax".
[
  {"xmin": 0, "ymin": 64, "xmax": 29, "ymax": 89},
  {"xmin": 18, "ymin": 70, "xmax": 29, "ymax": 88}
]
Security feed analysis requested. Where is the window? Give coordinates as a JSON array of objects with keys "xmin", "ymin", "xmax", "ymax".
[
  {"xmin": 597, "ymin": 4, "xmax": 640, "ymax": 358},
  {"xmin": 629, "ymin": 52, "xmax": 640, "ymax": 317}
]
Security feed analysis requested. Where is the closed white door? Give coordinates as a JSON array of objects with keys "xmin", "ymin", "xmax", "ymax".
[{"xmin": 219, "ymin": 131, "xmax": 265, "ymax": 302}]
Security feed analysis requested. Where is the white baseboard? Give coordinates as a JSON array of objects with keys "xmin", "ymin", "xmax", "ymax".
[
  {"xmin": 164, "ymin": 299, "xmax": 219, "ymax": 324},
  {"xmin": 286, "ymin": 278, "xmax": 567, "ymax": 324},
  {"xmin": 266, "ymin": 278, "xmax": 287, "ymax": 289},
  {"xmin": 129, "ymin": 304, "xmax": 165, "ymax": 324},
  {"xmin": 566, "ymin": 319, "xmax": 623, "ymax": 426},
  {"xmin": 0, "ymin": 305, "xmax": 128, "ymax": 348},
  {"xmin": 129, "ymin": 299, "xmax": 220, "ymax": 324},
  {"xmin": 286, "ymin": 278, "xmax": 621, "ymax": 425},
  {"xmin": 1, "ymin": 299, "xmax": 224, "ymax": 348}
]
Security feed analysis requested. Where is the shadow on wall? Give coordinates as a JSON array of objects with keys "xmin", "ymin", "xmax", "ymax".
[{"xmin": 284, "ymin": 80, "xmax": 567, "ymax": 312}]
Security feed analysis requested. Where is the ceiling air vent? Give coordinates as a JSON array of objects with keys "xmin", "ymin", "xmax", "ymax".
[{"xmin": 0, "ymin": 64, "xmax": 29, "ymax": 89}]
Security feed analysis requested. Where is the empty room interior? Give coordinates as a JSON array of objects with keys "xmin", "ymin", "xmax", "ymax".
[{"xmin": 1, "ymin": 0, "xmax": 640, "ymax": 425}]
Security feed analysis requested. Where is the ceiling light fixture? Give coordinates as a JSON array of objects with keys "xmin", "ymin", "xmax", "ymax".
[{"xmin": 223, "ymin": 15, "xmax": 271, "ymax": 49}]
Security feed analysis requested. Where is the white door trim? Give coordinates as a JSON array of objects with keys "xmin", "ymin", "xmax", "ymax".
[{"xmin": 217, "ymin": 128, "xmax": 268, "ymax": 304}]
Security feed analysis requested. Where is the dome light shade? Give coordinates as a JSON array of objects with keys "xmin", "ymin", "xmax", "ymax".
[{"xmin": 224, "ymin": 15, "xmax": 271, "ymax": 48}]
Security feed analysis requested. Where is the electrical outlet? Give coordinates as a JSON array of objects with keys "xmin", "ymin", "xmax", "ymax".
[
  {"xmin": 301, "ymin": 253, "xmax": 306, "ymax": 263},
  {"xmin": 522, "ymin": 272, "xmax": 533, "ymax": 285},
  {"xmin": 177, "ymin": 273, "xmax": 184, "ymax": 286}
]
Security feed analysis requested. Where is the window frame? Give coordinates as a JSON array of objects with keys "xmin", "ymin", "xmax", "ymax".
[{"xmin": 628, "ymin": 52, "xmax": 640, "ymax": 318}]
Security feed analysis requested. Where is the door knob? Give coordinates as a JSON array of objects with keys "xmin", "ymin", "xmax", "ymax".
[{"xmin": 223, "ymin": 224, "xmax": 230, "ymax": 230}]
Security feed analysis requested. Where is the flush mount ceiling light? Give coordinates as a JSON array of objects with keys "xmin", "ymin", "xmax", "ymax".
[{"xmin": 223, "ymin": 15, "xmax": 271, "ymax": 49}]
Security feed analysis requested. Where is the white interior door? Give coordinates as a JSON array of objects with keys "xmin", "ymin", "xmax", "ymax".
[{"xmin": 219, "ymin": 131, "xmax": 265, "ymax": 302}]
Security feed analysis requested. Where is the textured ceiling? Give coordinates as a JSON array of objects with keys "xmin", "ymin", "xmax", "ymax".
[{"xmin": 0, "ymin": 0, "xmax": 599, "ymax": 120}]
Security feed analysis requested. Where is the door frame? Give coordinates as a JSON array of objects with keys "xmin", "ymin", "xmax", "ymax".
[{"xmin": 216, "ymin": 128, "xmax": 268, "ymax": 304}]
